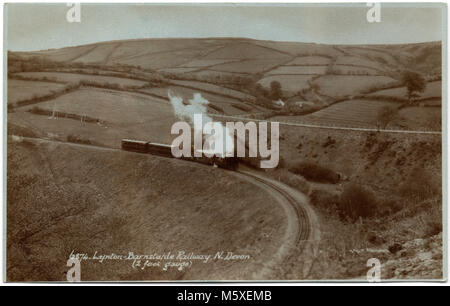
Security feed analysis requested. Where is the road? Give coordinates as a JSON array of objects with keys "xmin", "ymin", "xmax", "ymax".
[{"xmin": 13, "ymin": 135, "xmax": 320, "ymax": 279}]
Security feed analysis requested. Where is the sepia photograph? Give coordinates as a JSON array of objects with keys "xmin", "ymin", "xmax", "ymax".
[{"xmin": 3, "ymin": 2, "xmax": 446, "ymax": 282}]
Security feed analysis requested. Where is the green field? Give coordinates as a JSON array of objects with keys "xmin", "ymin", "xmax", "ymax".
[
  {"xmin": 258, "ymin": 75, "xmax": 314, "ymax": 93},
  {"xmin": 330, "ymin": 64, "xmax": 381, "ymax": 76},
  {"xmin": 274, "ymin": 99, "xmax": 399, "ymax": 128},
  {"xmin": 9, "ymin": 38, "xmax": 442, "ymax": 133},
  {"xmin": 284, "ymin": 56, "xmax": 331, "ymax": 65},
  {"xmin": 168, "ymin": 79, "xmax": 254, "ymax": 101},
  {"xmin": 210, "ymin": 59, "xmax": 286, "ymax": 74},
  {"xmin": 313, "ymin": 75, "xmax": 397, "ymax": 97},
  {"xmin": 180, "ymin": 58, "xmax": 239, "ymax": 68},
  {"xmin": 140, "ymin": 86, "xmax": 254, "ymax": 115},
  {"xmin": 367, "ymin": 81, "xmax": 442, "ymax": 100},
  {"xmin": 266, "ymin": 66, "xmax": 328, "ymax": 75},
  {"xmin": 22, "ymin": 87, "xmax": 173, "ymax": 124},
  {"xmin": 15, "ymin": 72, "xmax": 148, "ymax": 87},
  {"xmin": 7, "ymin": 79, "xmax": 66, "ymax": 105},
  {"xmin": 11, "ymin": 87, "xmax": 178, "ymax": 147}
]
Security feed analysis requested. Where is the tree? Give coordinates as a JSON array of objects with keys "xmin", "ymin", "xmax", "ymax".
[
  {"xmin": 401, "ymin": 70, "xmax": 426, "ymax": 104},
  {"xmin": 269, "ymin": 81, "xmax": 283, "ymax": 100},
  {"xmin": 376, "ymin": 105, "xmax": 398, "ymax": 130}
]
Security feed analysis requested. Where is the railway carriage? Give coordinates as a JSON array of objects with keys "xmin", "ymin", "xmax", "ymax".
[
  {"xmin": 121, "ymin": 139, "xmax": 239, "ymax": 170},
  {"xmin": 121, "ymin": 139, "xmax": 148, "ymax": 153},
  {"xmin": 148, "ymin": 142, "xmax": 174, "ymax": 157}
]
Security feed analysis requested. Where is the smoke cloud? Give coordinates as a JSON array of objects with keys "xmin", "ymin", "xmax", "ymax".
[{"xmin": 168, "ymin": 90, "xmax": 234, "ymax": 157}]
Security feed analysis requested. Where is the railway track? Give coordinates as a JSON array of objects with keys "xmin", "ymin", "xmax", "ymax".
[
  {"xmin": 236, "ymin": 169, "xmax": 318, "ymax": 279},
  {"xmin": 239, "ymin": 170, "xmax": 311, "ymax": 258}
]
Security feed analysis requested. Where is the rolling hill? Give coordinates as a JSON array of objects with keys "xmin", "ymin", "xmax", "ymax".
[{"xmin": 8, "ymin": 37, "xmax": 442, "ymax": 132}]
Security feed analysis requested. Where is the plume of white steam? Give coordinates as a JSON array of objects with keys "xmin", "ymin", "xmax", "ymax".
[
  {"xmin": 168, "ymin": 90, "xmax": 209, "ymax": 123},
  {"xmin": 168, "ymin": 90, "xmax": 234, "ymax": 157}
]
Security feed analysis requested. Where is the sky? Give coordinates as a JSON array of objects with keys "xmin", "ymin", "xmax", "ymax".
[{"xmin": 5, "ymin": 3, "xmax": 445, "ymax": 51}]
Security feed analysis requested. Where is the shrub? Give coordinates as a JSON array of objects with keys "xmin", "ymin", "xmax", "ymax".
[
  {"xmin": 288, "ymin": 161, "xmax": 340, "ymax": 184},
  {"xmin": 309, "ymin": 189, "xmax": 339, "ymax": 213},
  {"xmin": 398, "ymin": 167, "xmax": 438, "ymax": 201},
  {"xmin": 338, "ymin": 183, "xmax": 377, "ymax": 222},
  {"xmin": 67, "ymin": 134, "xmax": 91, "ymax": 145},
  {"xmin": 383, "ymin": 198, "xmax": 404, "ymax": 215},
  {"xmin": 273, "ymin": 169, "xmax": 310, "ymax": 195},
  {"xmin": 418, "ymin": 198, "xmax": 442, "ymax": 238}
]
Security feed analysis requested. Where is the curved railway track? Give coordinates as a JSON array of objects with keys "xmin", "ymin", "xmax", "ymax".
[
  {"xmin": 234, "ymin": 169, "xmax": 319, "ymax": 279},
  {"xmin": 239, "ymin": 170, "xmax": 311, "ymax": 257}
]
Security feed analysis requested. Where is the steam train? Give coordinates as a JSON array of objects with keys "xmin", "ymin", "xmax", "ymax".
[{"xmin": 121, "ymin": 139, "xmax": 239, "ymax": 170}]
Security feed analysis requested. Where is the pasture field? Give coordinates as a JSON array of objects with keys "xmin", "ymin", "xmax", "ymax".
[
  {"xmin": 72, "ymin": 43, "xmax": 120, "ymax": 64},
  {"xmin": 284, "ymin": 56, "xmax": 331, "ymax": 65},
  {"xmin": 108, "ymin": 39, "xmax": 220, "ymax": 60},
  {"xmin": 266, "ymin": 66, "xmax": 328, "ymax": 75},
  {"xmin": 118, "ymin": 48, "xmax": 219, "ymax": 70},
  {"xmin": 203, "ymin": 42, "xmax": 289, "ymax": 60},
  {"xmin": 14, "ymin": 72, "xmax": 148, "ymax": 87},
  {"xmin": 258, "ymin": 75, "xmax": 314, "ymax": 93},
  {"xmin": 19, "ymin": 44, "xmax": 94, "ymax": 62},
  {"xmin": 341, "ymin": 46, "xmax": 398, "ymax": 67},
  {"xmin": 180, "ymin": 58, "xmax": 239, "ymax": 67},
  {"xmin": 11, "ymin": 87, "xmax": 178, "ymax": 146},
  {"xmin": 159, "ymin": 67, "xmax": 201, "ymax": 74},
  {"xmin": 331, "ymin": 64, "xmax": 381, "ymax": 75},
  {"xmin": 140, "ymin": 86, "xmax": 253, "ymax": 115},
  {"xmin": 211, "ymin": 59, "xmax": 286, "ymax": 73},
  {"xmin": 334, "ymin": 55, "xmax": 386, "ymax": 70},
  {"xmin": 7, "ymin": 79, "xmax": 66, "ymax": 105},
  {"xmin": 252, "ymin": 41, "xmax": 342, "ymax": 58},
  {"xmin": 168, "ymin": 79, "xmax": 254, "ymax": 100},
  {"xmin": 189, "ymin": 70, "xmax": 251, "ymax": 79},
  {"xmin": 20, "ymin": 87, "xmax": 173, "ymax": 124},
  {"xmin": 273, "ymin": 99, "xmax": 398, "ymax": 128},
  {"xmin": 367, "ymin": 81, "xmax": 442, "ymax": 100},
  {"xmin": 313, "ymin": 75, "xmax": 397, "ymax": 97}
]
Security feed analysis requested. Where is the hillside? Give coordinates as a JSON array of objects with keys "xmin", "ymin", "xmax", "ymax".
[
  {"xmin": 6, "ymin": 37, "xmax": 443, "ymax": 280},
  {"xmin": 7, "ymin": 137, "xmax": 288, "ymax": 281},
  {"xmin": 10, "ymin": 38, "xmax": 441, "ymax": 74},
  {"xmin": 8, "ymin": 38, "xmax": 442, "ymax": 132}
]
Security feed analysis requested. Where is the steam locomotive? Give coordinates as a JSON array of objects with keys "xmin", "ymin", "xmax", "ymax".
[{"xmin": 121, "ymin": 139, "xmax": 239, "ymax": 170}]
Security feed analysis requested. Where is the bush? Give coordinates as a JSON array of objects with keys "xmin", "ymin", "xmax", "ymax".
[
  {"xmin": 288, "ymin": 161, "xmax": 340, "ymax": 184},
  {"xmin": 398, "ymin": 167, "xmax": 438, "ymax": 201},
  {"xmin": 67, "ymin": 134, "xmax": 91, "ymax": 145},
  {"xmin": 309, "ymin": 189, "xmax": 339, "ymax": 213},
  {"xmin": 273, "ymin": 169, "xmax": 310, "ymax": 195},
  {"xmin": 338, "ymin": 183, "xmax": 377, "ymax": 222}
]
